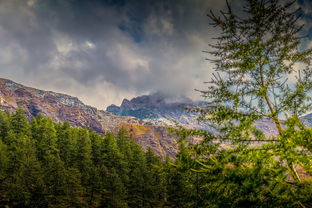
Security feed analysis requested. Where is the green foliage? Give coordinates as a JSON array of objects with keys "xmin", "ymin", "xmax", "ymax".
[
  {"xmin": 171, "ymin": 0, "xmax": 312, "ymax": 207},
  {"xmin": 1, "ymin": 2, "xmax": 312, "ymax": 208},
  {"xmin": 0, "ymin": 110, "xmax": 169, "ymax": 207}
]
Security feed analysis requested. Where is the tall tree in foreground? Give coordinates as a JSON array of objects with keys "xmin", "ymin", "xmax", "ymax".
[{"xmin": 175, "ymin": 0, "xmax": 312, "ymax": 207}]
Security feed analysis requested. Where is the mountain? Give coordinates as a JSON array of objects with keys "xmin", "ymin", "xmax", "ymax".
[
  {"xmin": 107, "ymin": 92, "xmax": 283, "ymax": 136},
  {"xmin": 1, "ymin": 78, "xmax": 308, "ymax": 157},
  {"xmin": 107, "ymin": 92, "xmax": 208, "ymax": 129},
  {"xmin": 0, "ymin": 78, "xmax": 178, "ymax": 157}
]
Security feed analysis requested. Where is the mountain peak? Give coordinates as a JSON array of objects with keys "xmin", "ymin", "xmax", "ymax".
[{"xmin": 107, "ymin": 93, "xmax": 205, "ymax": 126}]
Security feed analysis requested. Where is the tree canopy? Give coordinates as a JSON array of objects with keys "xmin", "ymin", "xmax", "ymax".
[{"xmin": 0, "ymin": 108, "xmax": 169, "ymax": 208}]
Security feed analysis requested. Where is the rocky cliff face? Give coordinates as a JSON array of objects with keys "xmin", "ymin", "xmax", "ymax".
[{"xmin": 0, "ymin": 78, "xmax": 179, "ymax": 157}]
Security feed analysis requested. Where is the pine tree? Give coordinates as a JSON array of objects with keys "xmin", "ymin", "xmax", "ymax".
[
  {"xmin": 102, "ymin": 133, "xmax": 125, "ymax": 171},
  {"xmin": 176, "ymin": 0, "xmax": 312, "ymax": 206},
  {"xmin": 167, "ymin": 139, "xmax": 199, "ymax": 208},
  {"xmin": 31, "ymin": 115, "xmax": 69, "ymax": 206},
  {"xmin": 0, "ymin": 137, "xmax": 9, "ymax": 206},
  {"xmin": 11, "ymin": 107, "xmax": 31, "ymax": 137},
  {"xmin": 116, "ymin": 128, "xmax": 133, "ymax": 162},
  {"xmin": 31, "ymin": 114, "xmax": 59, "ymax": 163},
  {"xmin": 126, "ymin": 141, "xmax": 146, "ymax": 208},
  {"xmin": 63, "ymin": 167, "xmax": 87, "ymax": 207},
  {"xmin": 4, "ymin": 125, "xmax": 45, "ymax": 207},
  {"xmin": 88, "ymin": 131, "xmax": 105, "ymax": 206},
  {"xmin": 0, "ymin": 111, "xmax": 11, "ymax": 143},
  {"xmin": 55, "ymin": 122, "xmax": 76, "ymax": 167},
  {"xmin": 0, "ymin": 110, "xmax": 172, "ymax": 207},
  {"xmin": 100, "ymin": 133, "xmax": 129, "ymax": 206},
  {"xmin": 101, "ymin": 167, "xmax": 128, "ymax": 208},
  {"xmin": 144, "ymin": 148, "xmax": 167, "ymax": 207},
  {"xmin": 89, "ymin": 130, "xmax": 103, "ymax": 167},
  {"xmin": 75, "ymin": 128, "xmax": 93, "ymax": 202}
]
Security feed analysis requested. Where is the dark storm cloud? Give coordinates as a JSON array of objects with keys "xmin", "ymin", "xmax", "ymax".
[
  {"xmin": 0, "ymin": 0, "xmax": 226, "ymax": 108},
  {"xmin": 0, "ymin": 0, "xmax": 308, "ymax": 109}
]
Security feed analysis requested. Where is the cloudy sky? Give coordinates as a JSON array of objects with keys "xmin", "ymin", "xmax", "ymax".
[{"xmin": 0, "ymin": 0, "xmax": 311, "ymax": 110}]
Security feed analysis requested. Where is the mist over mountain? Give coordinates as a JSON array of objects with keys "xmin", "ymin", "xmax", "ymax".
[{"xmin": 107, "ymin": 92, "xmax": 205, "ymax": 126}]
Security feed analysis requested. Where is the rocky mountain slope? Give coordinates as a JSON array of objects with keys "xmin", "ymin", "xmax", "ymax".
[
  {"xmin": 0, "ymin": 78, "xmax": 178, "ymax": 157},
  {"xmin": 1, "ymin": 78, "xmax": 309, "ymax": 157}
]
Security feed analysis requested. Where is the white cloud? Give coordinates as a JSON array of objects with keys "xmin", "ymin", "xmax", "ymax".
[
  {"xmin": 85, "ymin": 40, "xmax": 95, "ymax": 49},
  {"xmin": 54, "ymin": 36, "xmax": 75, "ymax": 55}
]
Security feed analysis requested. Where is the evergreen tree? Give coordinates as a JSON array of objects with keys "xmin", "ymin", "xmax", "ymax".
[
  {"xmin": 63, "ymin": 167, "xmax": 87, "ymax": 207},
  {"xmin": 11, "ymin": 107, "xmax": 31, "ymax": 137},
  {"xmin": 31, "ymin": 115, "xmax": 69, "ymax": 207},
  {"xmin": 116, "ymin": 128, "xmax": 133, "ymax": 166},
  {"xmin": 126, "ymin": 141, "xmax": 146, "ymax": 208},
  {"xmin": 175, "ymin": 0, "xmax": 312, "ymax": 207},
  {"xmin": 102, "ymin": 133, "xmax": 126, "ymax": 171},
  {"xmin": 55, "ymin": 122, "xmax": 76, "ymax": 167},
  {"xmin": 4, "ymin": 128, "xmax": 45, "ymax": 207},
  {"xmin": 0, "ymin": 138, "xmax": 9, "ymax": 206},
  {"xmin": 0, "ymin": 111, "xmax": 11, "ymax": 143},
  {"xmin": 100, "ymin": 133, "xmax": 129, "ymax": 207},
  {"xmin": 167, "ymin": 139, "xmax": 200, "ymax": 208},
  {"xmin": 144, "ymin": 148, "xmax": 167, "ymax": 207},
  {"xmin": 89, "ymin": 130, "xmax": 103, "ymax": 167},
  {"xmin": 75, "ymin": 128, "xmax": 93, "ymax": 202},
  {"xmin": 88, "ymin": 131, "xmax": 105, "ymax": 206},
  {"xmin": 31, "ymin": 114, "xmax": 59, "ymax": 163},
  {"xmin": 101, "ymin": 167, "xmax": 128, "ymax": 208},
  {"xmin": 0, "ymin": 110, "xmax": 170, "ymax": 207}
]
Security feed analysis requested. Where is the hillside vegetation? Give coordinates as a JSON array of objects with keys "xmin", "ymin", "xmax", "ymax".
[
  {"xmin": 0, "ymin": 108, "xmax": 311, "ymax": 207},
  {"xmin": 0, "ymin": 108, "xmax": 172, "ymax": 208}
]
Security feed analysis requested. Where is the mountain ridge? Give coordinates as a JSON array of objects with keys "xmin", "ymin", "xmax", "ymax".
[
  {"xmin": 1, "ymin": 78, "xmax": 311, "ymax": 157},
  {"xmin": 0, "ymin": 78, "xmax": 180, "ymax": 157},
  {"xmin": 107, "ymin": 92, "xmax": 208, "ymax": 129}
]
